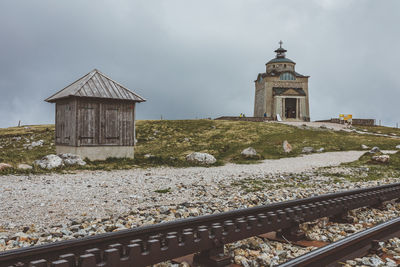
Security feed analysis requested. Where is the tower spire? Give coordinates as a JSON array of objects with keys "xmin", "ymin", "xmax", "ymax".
[{"xmin": 275, "ymin": 40, "xmax": 287, "ymax": 58}]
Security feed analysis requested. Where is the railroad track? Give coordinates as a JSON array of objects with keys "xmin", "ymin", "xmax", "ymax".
[
  {"xmin": 1, "ymin": 182, "xmax": 400, "ymax": 267},
  {"xmin": 281, "ymin": 216, "xmax": 400, "ymax": 267}
]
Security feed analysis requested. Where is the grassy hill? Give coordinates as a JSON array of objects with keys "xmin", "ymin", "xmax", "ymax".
[{"xmin": 0, "ymin": 120, "xmax": 399, "ymax": 174}]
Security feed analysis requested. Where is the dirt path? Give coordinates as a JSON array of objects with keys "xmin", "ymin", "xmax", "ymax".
[{"xmin": 279, "ymin": 121, "xmax": 400, "ymax": 139}]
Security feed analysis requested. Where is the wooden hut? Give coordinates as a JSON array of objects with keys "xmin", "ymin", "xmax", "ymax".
[{"xmin": 45, "ymin": 69, "xmax": 145, "ymax": 160}]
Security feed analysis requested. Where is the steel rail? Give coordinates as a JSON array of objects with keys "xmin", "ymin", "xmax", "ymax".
[
  {"xmin": 1, "ymin": 183, "xmax": 400, "ymax": 267},
  {"xmin": 280, "ymin": 216, "xmax": 400, "ymax": 267}
]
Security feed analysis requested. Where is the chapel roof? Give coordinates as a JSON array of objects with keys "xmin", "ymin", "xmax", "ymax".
[{"xmin": 266, "ymin": 41, "xmax": 295, "ymax": 65}]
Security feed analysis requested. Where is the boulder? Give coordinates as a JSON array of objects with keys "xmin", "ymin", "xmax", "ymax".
[
  {"xmin": 317, "ymin": 147, "xmax": 325, "ymax": 153},
  {"xmin": 372, "ymin": 154, "xmax": 390, "ymax": 163},
  {"xmin": 58, "ymin": 153, "xmax": 86, "ymax": 166},
  {"xmin": 361, "ymin": 144, "xmax": 369, "ymax": 150},
  {"xmin": 369, "ymin": 147, "xmax": 381, "ymax": 154},
  {"xmin": 186, "ymin": 152, "xmax": 216, "ymax": 165},
  {"xmin": 241, "ymin": 147, "xmax": 258, "ymax": 158},
  {"xmin": 17, "ymin": 164, "xmax": 32, "ymax": 170},
  {"xmin": 34, "ymin": 154, "xmax": 63, "ymax": 169},
  {"xmin": 396, "ymin": 145, "xmax": 400, "ymax": 149},
  {"xmin": 0, "ymin": 163, "xmax": 12, "ymax": 171},
  {"xmin": 144, "ymin": 154, "xmax": 155, "ymax": 159},
  {"xmin": 282, "ymin": 140, "xmax": 292, "ymax": 153},
  {"xmin": 302, "ymin": 147, "xmax": 314, "ymax": 154}
]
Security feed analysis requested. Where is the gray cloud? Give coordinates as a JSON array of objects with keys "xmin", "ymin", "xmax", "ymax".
[{"xmin": 0, "ymin": 0, "xmax": 399, "ymax": 127}]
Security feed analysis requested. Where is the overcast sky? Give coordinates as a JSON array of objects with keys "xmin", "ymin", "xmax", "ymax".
[{"xmin": 0, "ymin": 0, "xmax": 399, "ymax": 128}]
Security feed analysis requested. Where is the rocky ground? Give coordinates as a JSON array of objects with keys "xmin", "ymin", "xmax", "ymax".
[
  {"xmin": 343, "ymin": 237, "xmax": 400, "ymax": 267},
  {"xmin": 1, "ymin": 151, "xmax": 399, "ymax": 266}
]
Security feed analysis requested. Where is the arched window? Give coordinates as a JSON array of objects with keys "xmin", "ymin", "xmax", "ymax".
[{"xmin": 280, "ymin": 72, "xmax": 296, "ymax": 80}]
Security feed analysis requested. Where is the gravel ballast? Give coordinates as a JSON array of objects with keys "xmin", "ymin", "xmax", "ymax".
[
  {"xmin": 1, "ymin": 150, "xmax": 400, "ymax": 266},
  {"xmin": 0, "ymin": 151, "xmax": 368, "ymax": 229}
]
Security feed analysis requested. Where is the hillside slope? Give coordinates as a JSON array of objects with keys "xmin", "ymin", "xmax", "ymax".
[{"xmin": 0, "ymin": 120, "xmax": 399, "ymax": 173}]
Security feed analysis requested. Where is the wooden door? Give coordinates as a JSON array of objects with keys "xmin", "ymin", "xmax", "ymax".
[
  {"xmin": 100, "ymin": 103, "xmax": 120, "ymax": 145},
  {"xmin": 56, "ymin": 103, "xmax": 72, "ymax": 145},
  {"xmin": 78, "ymin": 102, "xmax": 98, "ymax": 145}
]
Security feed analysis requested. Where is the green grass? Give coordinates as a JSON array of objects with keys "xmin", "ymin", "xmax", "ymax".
[
  {"xmin": 0, "ymin": 120, "xmax": 399, "ymax": 174},
  {"xmin": 354, "ymin": 125, "xmax": 400, "ymax": 136},
  {"xmin": 319, "ymin": 151, "xmax": 400, "ymax": 182},
  {"xmin": 340, "ymin": 151, "xmax": 400, "ymax": 182},
  {"xmin": 154, "ymin": 188, "xmax": 172, "ymax": 194}
]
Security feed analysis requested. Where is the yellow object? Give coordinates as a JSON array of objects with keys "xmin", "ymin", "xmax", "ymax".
[{"xmin": 339, "ymin": 114, "xmax": 352, "ymax": 121}]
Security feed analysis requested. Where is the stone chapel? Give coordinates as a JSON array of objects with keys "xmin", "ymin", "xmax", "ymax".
[{"xmin": 254, "ymin": 41, "xmax": 310, "ymax": 121}]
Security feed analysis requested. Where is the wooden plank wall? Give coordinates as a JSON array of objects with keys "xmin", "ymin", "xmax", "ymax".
[
  {"xmin": 55, "ymin": 99, "xmax": 76, "ymax": 146},
  {"xmin": 71, "ymin": 98, "xmax": 135, "ymax": 146}
]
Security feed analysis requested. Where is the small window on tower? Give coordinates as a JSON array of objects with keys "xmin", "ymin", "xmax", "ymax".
[{"xmin": 284, "ymin": 64, "xmax": 286, "ymax": 68}]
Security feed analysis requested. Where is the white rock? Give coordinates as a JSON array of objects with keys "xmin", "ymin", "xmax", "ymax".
[
  {"xmin": 17, "ymin": 164, "xmax": 32, "ymax": 170},
  {"xmin": 372, "ymin": 154, "xmax": 390, "ymax": 163},
  {"xmin": 241, "ymin": 147, "xmax": 258, "ymax": 158},
  {"xmin": 58, "ymin": 153, "xmax": 86, "ymax": 166},
  {"xmin": 385, "ymin": 258, "xmax": 397, "ymax": 266},
  {"xmin": 283, "ymin": 140, "xmax": 292, "ymax": 153},
  {"xmin": 302, "ymin": 147, "xmax": 314, "ymax": 153},
  {"xmin": 31, "ymin": 140, "xmax": 44, "ymax": 147},
  {"xmin": 317, "ymin": 147, "xmax": 325, "ymax": 153},
  {"xmin": 144, "ymin": 154, "xmax": 155, "ymax": 159},
  {"xmin": 361, "ymin": 144, "xmax": 369, "ymax": 150},
  {"xmin": 396, "ymin": 145, "xmax": 400, "ymax": 149},
  {"xmin": 34, "ymin": 154, "xmax": 63, "ymax": 169},
  {"xmin": 369, "ymin": 256, "xmax": 384, "ymax": 266},
  {"xmin": 361, "ymin": 257, "xmax": 371, "ymax": 265},
  {"xmin": 186, "ymin": 152, "xmax": 216, "ymax": 164},
  {"xmin": 369, "ymin": 147, "xmax": 380, "ymax": 154},
  {"xmin": 0, "ymin": 163, "xmax": 12, "ymax": 171}
]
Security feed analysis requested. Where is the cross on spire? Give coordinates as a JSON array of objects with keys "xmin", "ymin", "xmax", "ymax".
[{"xmin": 279, "ymin": 40, "xmax": 283, "ymax": 48}]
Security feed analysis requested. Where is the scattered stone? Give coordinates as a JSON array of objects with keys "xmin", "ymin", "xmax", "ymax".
[
  {"xmin": 361, "ymin": 144, "xmax": 369, "ymax": 150},
  {"xmin": 58, "ymin": 153, "xmax": 86, "ymax": 166},
  {"xmin": 369, "ymin": 147, "xmax": 380, "ymax": 154},
  {"xmin": 302, "ymin": 147, "xmax": 314, "ymax": 154},
  {"xmin": 144, "ymin": 154, "xmax": 155, "ymax": 159},
  {"xmin": 34, "ymin": 155, "xmax": 63, "ymax": 169},
  {"xmin": 317, "ymin": 148, "xmax": 325, "ymax": 153},
  {"xmin": 183, "ymin": 138, "xmax": 190, "ymax": 142},
  {"xmin": 282, "ymin": 140, "xmax": 292, "ymax": 153},
  {"xmin": 0, "ymin": 163, "xmax": 12, "ymax": 171},
  {"xmin": 17, "ymin": 164, "xmax": 32, "ymax": 170},
  {"xmin": 185, "ymin": 152, "xmax": 216, "ymax": 164},
  {"xmin": 396, "ymin": 145, "xmax": 400, "ymax": 149},
  {"xmin": 31, "ymin": 140, "xmax": 44, "ymax": 147},
  {"xmin": 372, "ymin": 154, "xmax": 390, "ymax": 163},
  {"xmin": 241, "ymin": 147, "xmax": 258, "ymax": 158}
]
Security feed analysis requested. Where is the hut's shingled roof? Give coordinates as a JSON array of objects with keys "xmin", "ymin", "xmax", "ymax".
[{"xmin": 45, "ymin": 69, "xmax": 146, "ymax": 102}]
